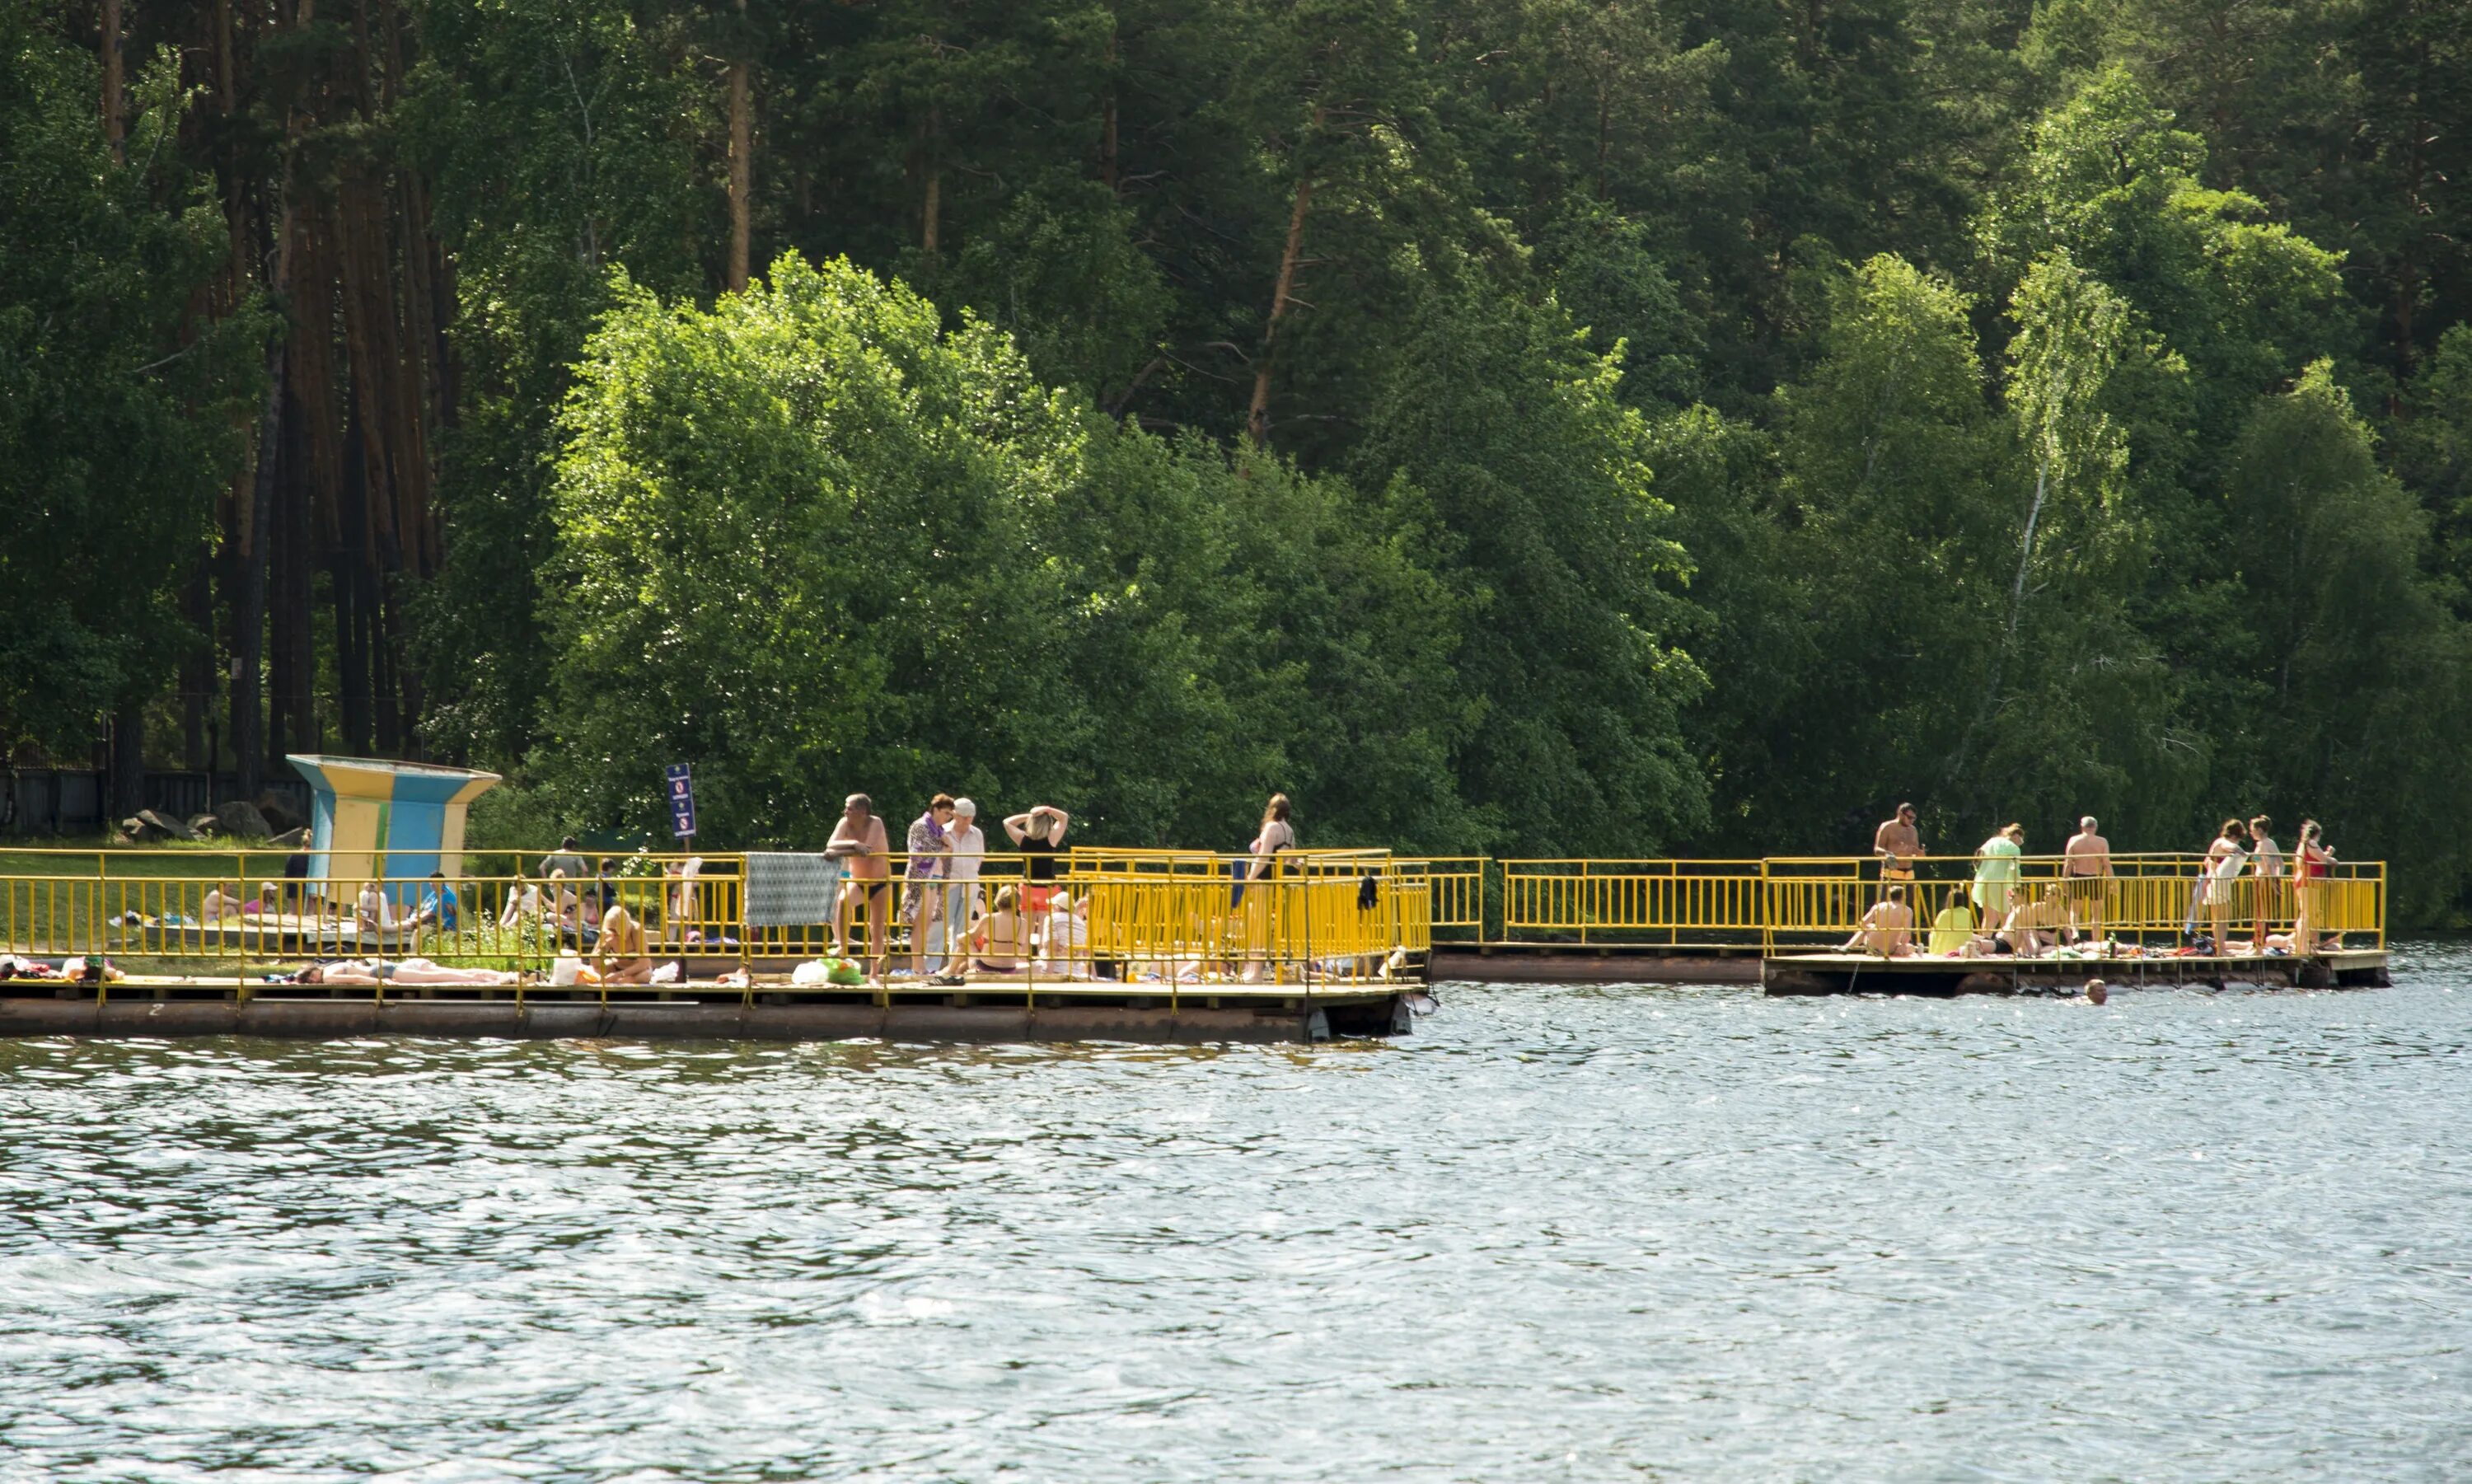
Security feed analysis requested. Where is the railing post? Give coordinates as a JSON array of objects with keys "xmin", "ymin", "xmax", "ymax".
[{"xmin": 1759, "ymin": 859, "xmax": 1772, "ymax": 957}]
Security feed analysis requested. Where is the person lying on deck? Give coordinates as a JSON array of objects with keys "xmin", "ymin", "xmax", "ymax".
[
  {"xmin": 298, "ymin": 957, "xmax": 517, "ymax": 986},
  {"xmin": 1840, "ymin": 887, "xmax": 1917, "ymax": 957}
]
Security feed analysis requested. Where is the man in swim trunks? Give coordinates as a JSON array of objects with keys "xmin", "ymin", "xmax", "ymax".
[
  {"xmin": 827, "ymin": 793, "xmax": 892, "ymax": 984},
  {"xmin": 2062, "ymin": 816, "xmax": 2110, "ymax": 936},
  {"xmin": 1874, "ymin": 803, "xmax": 1922, "ymax": 890},
  {"xmin": 1841, "ymin": 886, "xmax": 1917, "ymax": 957}
]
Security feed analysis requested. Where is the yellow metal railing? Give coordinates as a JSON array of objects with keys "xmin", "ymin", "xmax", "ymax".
[
  {"xmin": 1500, "ymin": 859, "xmax": 1769, "ymax": 948},
  {"xmin": 1753, "ymin": 854, "xmax": 2387, "ymax": 957},
  {"xmin": 0, "ymin": 845, "xmax": 2386, "ymax": 990}
]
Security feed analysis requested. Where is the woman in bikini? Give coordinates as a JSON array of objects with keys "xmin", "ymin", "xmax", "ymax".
[
  {"xmin": 2292, "ymin": 819, "xmax": 2339, "ymax": 953},
  {"xmin": 968, "ymin": 886, "xmax": 1029, "ymax": 975}
]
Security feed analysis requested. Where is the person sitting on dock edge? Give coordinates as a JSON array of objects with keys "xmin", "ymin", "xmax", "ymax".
[
  {"xmin": 967, "ymin": 886, "xmax": 1029, "ymax": 975},
  {"xmin": 1927, "ymin": 896, "xmax": 1976, "ymax": 955},
  {"xmin": 1875, "ymin": 803, "xmax": 1922, "ymax": 891},
  {"xmin": 2001, "ymin": 883, "xmax": 2074, "ymax": 957},
  {"xmin": 598, "ymin": 897, "xmax": 653, "ymax": 985},
  {"xmin": 1842, "ymin": 886, "xmax": 1917, "ymax": 957}
]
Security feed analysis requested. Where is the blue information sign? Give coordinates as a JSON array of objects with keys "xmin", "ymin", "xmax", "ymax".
[{"xmin": 664, "ymin": 763, "xmax": 697, "ymax": 838}]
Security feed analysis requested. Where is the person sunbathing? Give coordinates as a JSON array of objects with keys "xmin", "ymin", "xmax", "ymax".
[
  {"xmin": 2001, "ymin": 885, "xmax": 2075, "ymax": 957},
  {"xmin": 201, "ymin": 882, "xmax": 241, "ymax": 923},
  {"xmin": 1840, "ymin": 887, "xmax": 1917, "ymax": 957},
  {"xmin": 962, "ymin": 887, "xmax": 1029, "ymax": 976},
  {"xmin": 1037, "ymin": 891, "xmax": 1092, "ymax": 977},
  {"xmin": 598, "ymin": 901, "xmax": 653, "ymax": 985},
  {"xmin": 499, "ymin": 881, "xmax": 541, "ymax": 929},
  {"xmin": 356, "ymin": 881, "xmax": 405, "ymax": 934},
  {"xmin": 300, "ymin": 957, "xmax": 518, "ymax": 986}
]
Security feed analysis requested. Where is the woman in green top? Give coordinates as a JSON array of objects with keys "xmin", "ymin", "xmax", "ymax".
[{"xmin": 1971, "ymin": 823, "xmax": 2025, "ymax": 920}]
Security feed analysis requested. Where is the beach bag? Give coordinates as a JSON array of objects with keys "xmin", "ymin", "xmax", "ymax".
[{"xmin": 549, "ymin": 954, "xmax": 583, "ymax": 986}]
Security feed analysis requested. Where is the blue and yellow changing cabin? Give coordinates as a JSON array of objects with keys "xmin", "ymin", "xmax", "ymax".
[{"xmin": 286, "ymin": 755, "xmax": 500, "ymax": 903}]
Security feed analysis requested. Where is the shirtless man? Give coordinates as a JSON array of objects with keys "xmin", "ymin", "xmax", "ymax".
[
  {"xmin": 826, "ymin": 793, "xmax": 892, "ymax": 983},
  {"xmin": 598, "ymin": 900, "xmax": 653, "ymax": 985},
  {"xmin": 2062, "ymin": 815, "xmax": 2111, "ymax": 936},
  {"xmin": 1842, "ymin": 887, "xmax": 1917, "ymax": 957},
  {"xmin": 1874, "ymin": 802, "xmax": 1922, "ymax": 888}
]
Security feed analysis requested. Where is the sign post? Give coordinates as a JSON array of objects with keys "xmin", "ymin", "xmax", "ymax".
[
  {"xmin": 665, "ymin": 764, "xmax": 697, "ymax": 840},
  {"xmin": 664, "ymin": 764, "xmax": 695, "ymax": 983}
]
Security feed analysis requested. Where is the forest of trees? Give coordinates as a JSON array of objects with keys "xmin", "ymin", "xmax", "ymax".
[{"xmin": 7, "ymin": 0, "xmax": 2472, "ymax": 915}]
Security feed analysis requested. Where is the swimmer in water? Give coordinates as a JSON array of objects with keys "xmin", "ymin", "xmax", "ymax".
[{"xmin": 2081, "ymin": 978, "xmax": 2108, "ymax": 1005}]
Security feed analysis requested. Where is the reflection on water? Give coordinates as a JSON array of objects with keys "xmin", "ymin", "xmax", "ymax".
[{"xmin": 3, "ymin": 948, "xmax": 2470, "ymax": 1481}]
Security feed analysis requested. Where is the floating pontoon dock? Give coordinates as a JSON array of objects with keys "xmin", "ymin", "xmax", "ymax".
[
  {"xmin": 0, "ymin": 845, "xmax": 2392, "ymax": 1037},
  {"xmin": 0, "ymin": 974, "xmax": 1410, "ymax": 1044},
  {"xmin": 1760, "ymin": 948, "xmax": 2391, "ymax": 996}
]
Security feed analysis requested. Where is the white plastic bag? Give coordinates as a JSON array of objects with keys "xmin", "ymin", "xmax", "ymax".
[{"xmin": 549, "ymin": 954, "xmax": 582, "ymax": 987}]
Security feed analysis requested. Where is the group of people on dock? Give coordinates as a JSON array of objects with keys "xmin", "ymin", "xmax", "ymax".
[
  {"xmin": 808, "ymin": 789, "xmax": 1298, "ymax": 988},
  {"xmin": 818, "ymin": 792, "xmax": 1073, "ymax": 987},
  {"xmin": 1847, "ymin": 804, "xmax": 2343, "ymax": 960}
]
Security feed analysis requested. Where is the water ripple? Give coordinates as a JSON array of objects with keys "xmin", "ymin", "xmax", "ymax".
[{"xmin": 2, "ymin": 954, "xmax": 2470, "ymax": 1480}]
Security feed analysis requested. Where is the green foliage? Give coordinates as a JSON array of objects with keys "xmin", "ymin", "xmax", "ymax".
[
  {"xmin": 1763, "ymin": 255, "xmax": 2011, "ymax": 839},
  {"xmin": 534, "ymin": 252, "xmax": 1480, "ymax": 850},
  {"xmin": 0, "ymin": 6, "xmax": 265, "ymax": 753},
  {"xmin": 406, "ymin": 0, "xmax": 709, "ymax": 766},
  {"xmin": 1354, "ymin": 261, "xmax": 1708, "ymax": 853},
  {"xmin": 10, "ymin": 0, "xmax": 2472, "ymax": 918},
  {"xmin": 2216, "ymin": 362, "xmax": 2472, "ymax": 918}
]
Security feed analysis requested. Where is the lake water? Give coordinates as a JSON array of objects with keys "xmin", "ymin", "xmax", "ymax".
[{"xmin": 3, "ymin": 948, "xmax": 2468, "ymax": 1482}]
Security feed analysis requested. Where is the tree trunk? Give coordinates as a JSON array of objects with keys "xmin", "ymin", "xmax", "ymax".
[
  {"xmin": 181, "ymin": 557, "xmax": 211, "ymax": 770},
  {"xmin": 1099, "ymin": 30, "xmax": 1119, "ymax": 192},
  {"xmin": 110, "ymin": 695, "xmax": 145, "ymax": 822},
  {"xmin": 920, "ymin": 107, "xmax": 941, "ymax": 256},
  {"xmin": 374, "ymin": 584, "xmax": 402, "ymax": 756},
  {"xmin": 1248, "ymin": 176, "xmax": 1313, "ymax": 446},
  {"xmin": 1949, "ymin": 456, "xmax": 2050, "ymax": 782},
  {"xmin": 101, "ymin": 0, "xmax": 124, "ymax": 164},
  {"xmin": 336, "ymin": 417, "xmax": 373, "ymax": 754},
  {"xmin": 234, "ymin": 345, "xmax": 283, "ymax": 799},
  {"xmin": 728, "ymin": 0, "xmax": 751, "ymax": 293}
]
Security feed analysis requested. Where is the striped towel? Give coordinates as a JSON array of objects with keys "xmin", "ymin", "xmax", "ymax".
[{"xmin": 743, "ymin": 852, "xmax": 844, "ymax": 926}]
